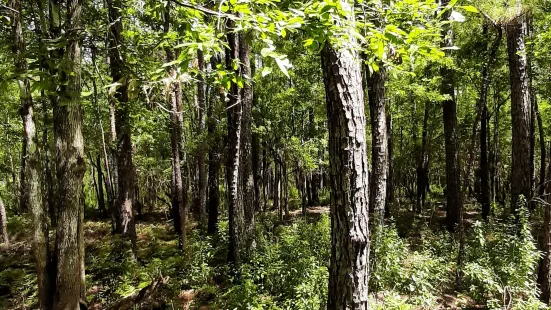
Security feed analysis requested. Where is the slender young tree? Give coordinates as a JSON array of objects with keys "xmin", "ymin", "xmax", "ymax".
[
  {"xmin": 164, "ymin": 3, "xmax": 186, "ymax": 248},
  {"xmin": 11, "ymin": 0, "xmax": 50, "ymax": 307},
  {"xmin": 0, "ymin": 196, "xmax": 8, "ymax": 245},
  {"xmin": 197, "ymin": 49, "xmax": 207, "ymax": 224},
  {"xmin": 226, "ymin": 19, "xmax": 244, "ymax": 265},
  {"xmin": 322, "ymin": 0, "xmax": 370, "ymax": 307}
]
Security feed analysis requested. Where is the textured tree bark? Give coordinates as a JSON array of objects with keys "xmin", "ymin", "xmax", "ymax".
[
  {"xmin": 440, "ymin": 0, "xmax": 462, "ymax": 232},
  {"xmin": 164, "ymin": 4, "xmax": 186, "ymax": 248},
  {"xmin": 0, "ymin": 197, "xmax": 7, "ymax": 245},
  {"xmin": 385, "ymin": 105, "xmax": 394, "ymax": 217},
  {"xmin": 506, "ymin": 18, "xmax": 532, "ymax": 214},
  {"xmin": 52, "ymin": 0, "xmax": 85, "ymax": 307},
  {"xmin": 11, "ymin": 0, "xmax": 51, "ymax": 307},
  {"xmin": 108, "ymin": 0, "xmax": 137, "ymax": 251},
  {"xmin": 196, "ymin": 49, "xmax": 208, "ymax": 224},
  {"xmin": 239, "ymin": 33, "xmax": 255, "ymax": 236},
  {"xmin": 226, "ymin": 20, "xmax": 244, "ymax": 264},
  {"xmin": 321, "ymin": 3, "xmax": 370, "ymax": 306},
  {"xmin": 367, "ymin": 67, "xmax": 387, "ymax": 225}
]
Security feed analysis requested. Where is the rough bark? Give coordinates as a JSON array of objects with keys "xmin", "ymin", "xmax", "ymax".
[
  {"xmin": 108, "ymin": 0, "xmax": 137, "ymax": 250},
  {"xmin": 367, "ymin": 66, "xmax": 387, "ymax": 225},
  {"xmin": 440, "ymin": 0, "xmax": 462, "ymax": 232},
  {"xmin": 321, "ymin": 5, "xmax": 370, "ymax": 306},
  {"xmin": 197, "ymin": 49, "xmax": 207, "ymax": 224},
  {"xmin": 164, "ymin": 4, "xmax": 186, "ymax": 248},
  {"xmin": 506, "ymin": 18, "xmax": 532, "ymax": 213},
  {"xmin": 225, "ymin": 20, "xmax": 244, "ymax": 265},
  {"xmin": 52, "ymin": 0, "xmax": 85, "ymax": 307},
  {"xmin": 11, "ymin": 0, "xmax": 51, "ymax": 307}
]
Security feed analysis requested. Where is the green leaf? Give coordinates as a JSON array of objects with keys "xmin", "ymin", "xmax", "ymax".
[
  {"xmin": 261, "ymin": 67, "xmax": 272, "ymax": 77},
  {"xmin": 275, "ymin": 57, "xmax": 290, "ymax": 78},
  {"xmin": 81, "ymin": 91, "xmax": 94, "ymax": 97},
  {"xmin": 459, "ymin": 5, "xmax": 478, "ymax": 13}
]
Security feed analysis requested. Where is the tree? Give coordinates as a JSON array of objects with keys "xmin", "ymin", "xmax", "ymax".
[
  {"xmin": 440, "ymin": 0, "xmax": 462, "ymax": 232},
  {"xmin": 11, "ymin": 0, "xmax": 50, "ymax": 307},
  {"xmin": 321, "ymin": 1, "xmax": 370, "ymax": 307},
  {"xmin": 367, "ymin": 66, "xmax": 388, "ymax": 224},
  {"xmin": 196, "ymin": 49, "xmax": 207, "ymax": 224},
  {"xmin": 0, "ymin": 196, "xmax": 7, "ymax": 245},
  {"xmin": 506, "ymin": 16, "xmax": 531, "ymax": 214},
  {"xmin": 52, "ymin": 0, "xmax": 86, "ymax": 307},
  {"xmin": 163, "ymin": 2, "xmax": 186, "ymax": 248}
]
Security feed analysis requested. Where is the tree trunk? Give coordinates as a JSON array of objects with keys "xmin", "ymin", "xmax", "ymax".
[
  {"xmin": 197, "ymin": 49, "xmax": 207, "ymax": 224},
  {"xmin": 225, "ymin": 20, "xmax": 244, "ymax": 265},
  {"xmin": 367, "ymin": 66, "xmax": 388, "ymax": 225},
  {"xmin": 52, "ymin": 0, "xmax": 85, "ymax": 306},
  {"xmin": 207, "ymin": 55, "xmax": 222, "ymax": 235},
  {"xmin": 108, "ymin": 0, "xmax": 137, "ymax": 251},
  {"xmin": 385, "ymin": 104, "xmax": 394, "ymax": 218},
  {"xmin": 164, "ymin": 4, "xmax": 186, "ymax": 248},
  {"xmin": 97, "ymin": 154, "xmax": 106, "ymax": 218},
  {"xmin": 480, "ymin": 25, "xmax": 502, "ymax": 220},
  {"xmin": 536, "ymin": 101, "xmax": 546, "ymax": 199},
  {"xmin": 416, "ymin": 101, "xmax": 429, "ymax": 213},
  {"xmin": 11, "ymin": 0, "xmax": 51, "ymax": 307},
  {"xmin": 506, "ymin": 18, "xmax": 532, "ymax": 213},
  {"xmin": 440, "ymin": 0, "xmax": 462, "ymax": 232},
  {"xmin": 239, "ymin": 33, "xmax": 255, "ymax": 236},
  {"xmin": 321, "ymin": 3, "xmax": 370, "ymax": 306},
  {"xmin": 0, "ymin": 196, "xmax": 7, "ymax": 246},
  {"xmin": 538, "ymin": 142, "xmax": 551, "ymax": 304}
]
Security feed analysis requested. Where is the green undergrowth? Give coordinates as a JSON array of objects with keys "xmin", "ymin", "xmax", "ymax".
[{"xmin": 1, "ymin": 205, "xmax": 549, "ymax": 309}]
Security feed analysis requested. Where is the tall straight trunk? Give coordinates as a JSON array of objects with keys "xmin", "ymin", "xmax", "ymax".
[
  {"xmin": 367, "ymin": 66, "xmax": 388, "ymax": 225},
  {"xmin": 226, "ymin": 20, "xmax": 244, "ymax": 264},
  {"xmin": 506, "ymin": 18, "xmax": 532, "ymax": 213},
  {"xmin": 0, "ymin": 196, "xmax": 7, "ymax": 245},
  {"xmin": 11, "ymin": 0, "xmax": 50, "ymax": 307},
  {"xmin": 539, "ymin": 142, "xmax": 551, "ymax": 303},
  {"xmin": 252, "ymin": 132, "xmax": 262, "ymax": 212},
  {"xmin": 273, "ymin": 154, "xmax": 281, "ymax": 216},
  {"xmin": 416, "ymin": 101, "xmax": 429, "ymax": 213},
  {"xmin": 52, "ymin": 0, "xmax": 85, "ymax": 307},
  {"xmin": 479, "ymin": 26, "xmax": 502, "ymax": 220},
  {"xmin": 239, "ymin": 33, "xmax": 255, "ymax": 234},
  {"xmin": 536, "ymin": 102, "xmax": 546, "ymax": 198},
  {"xmin": 283, "ymin": 159, "xmax": 289, "ymax": 218},
  {"xmin": 196, "ymin": 49, "xmax": 207, "ymax": 224},
  {"xmin": 262, "ymin": 145, "xmax": 268, "ymax": 211},
  {"xmin": 321, "ymin": 2, "xmax": 370, "ymax": 306},
  {"xmin": 96, "ymin": 154, "xmax": 106, "ymax": 218},
  {"xmin": 108, "ymin": 0, "xmax": 137, "ymax": 249},
  {"xmin": 164, "ymin": 4, "xmax": 186, "ymax": 248},
  {"xmin": 385, "ymin": 104, "xmax": 394, "ymax": 217},
  {"xmin": 440, "ymin": 0, "xmax": 462, "ymax": 232}
]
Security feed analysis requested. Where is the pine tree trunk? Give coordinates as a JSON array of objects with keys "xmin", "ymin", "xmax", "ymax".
[
  {"xmin": 506, "ymin": 19, "xmax": 532, "ymax": 213},
  {"xmin": 367, "ymin": 67, "xmax": 387, "ymax": 225},
  {"xmin": 226, "ymin": 20, "xmax": 244, "ymax": 264},
  {"xmin": 52, "ymin": 0, "xmax": 85, "ymax": 306},
  {"xmin": 440, "ymin": 0, "xmax": 462, "ymax": 232},
  {"xmin": 11, "ymin": 0, "xmax": 51, "ymax": 307},
  {"xmin": 197, "ymin": 49, "xmax": 207, "ymax": 224},
  {"xmin": 321, "ymin": 3, "xmax": 370, "ymax": 306}
]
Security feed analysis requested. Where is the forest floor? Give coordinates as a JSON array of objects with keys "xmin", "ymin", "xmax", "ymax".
[{"xmin": 0, "ymin": 199, "xmax": 519, "ymax": 309}]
